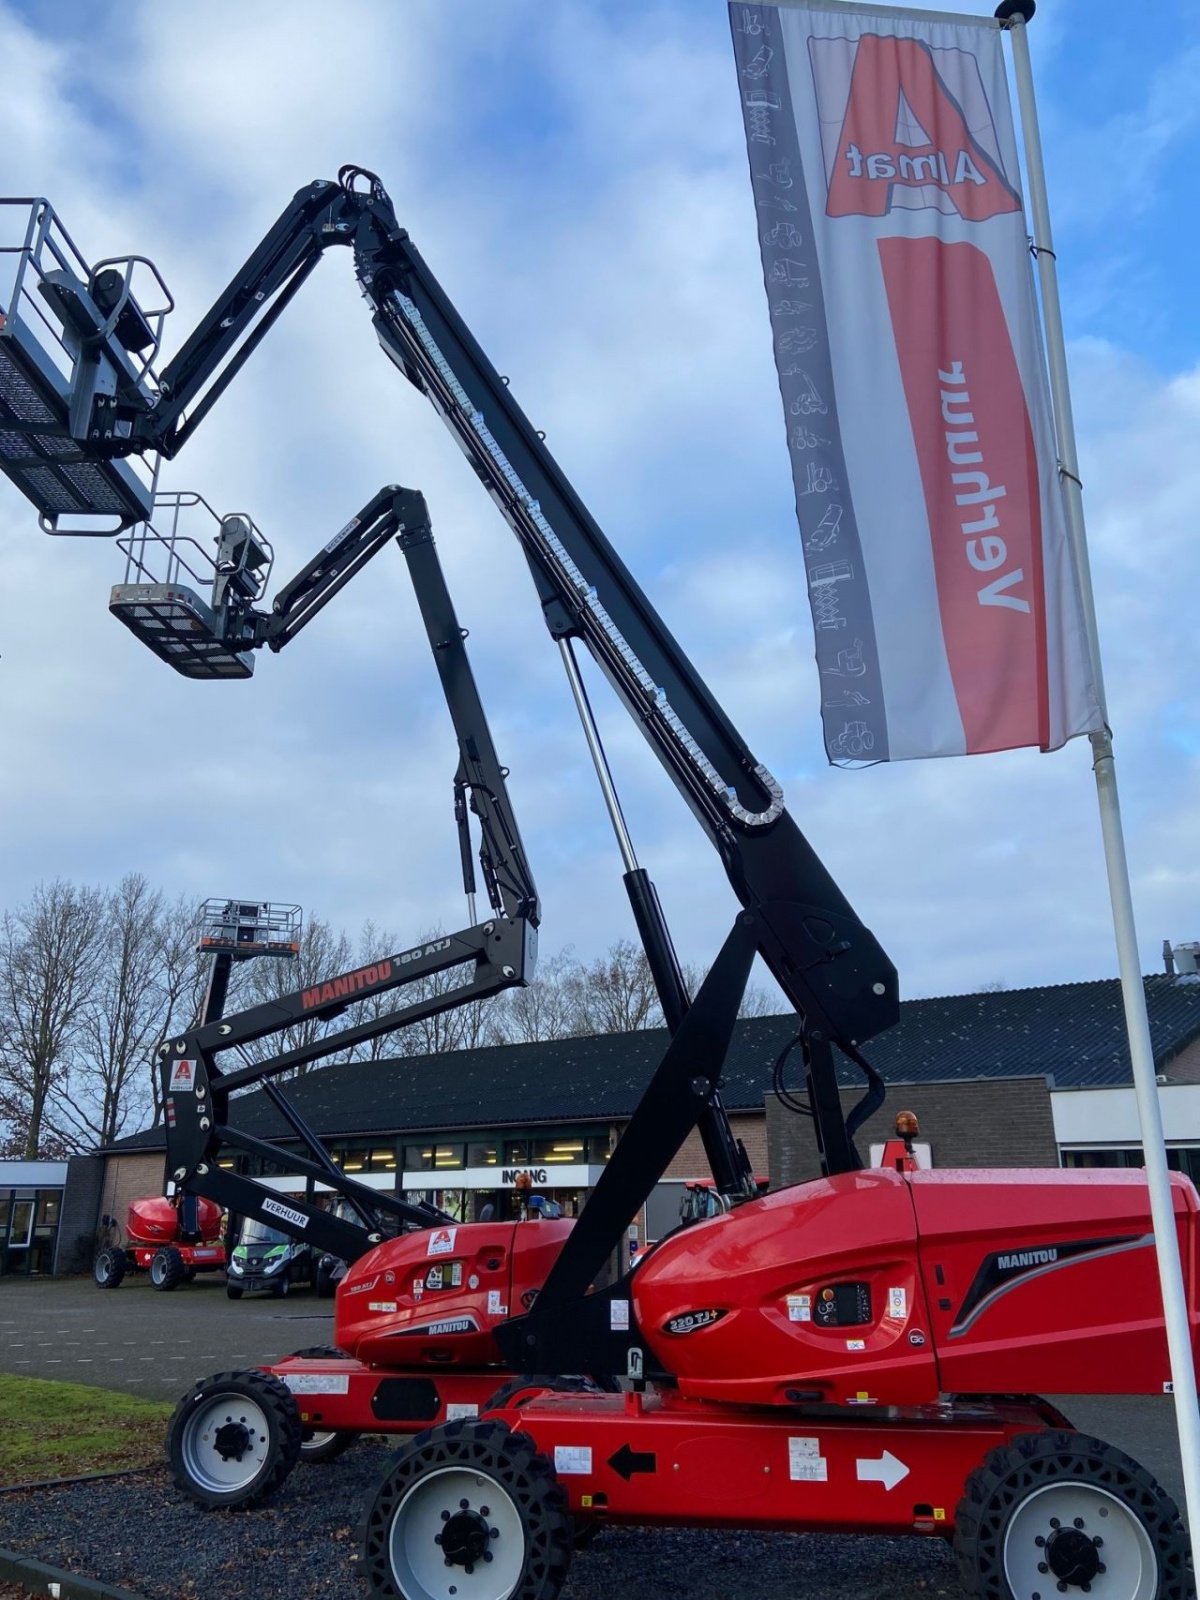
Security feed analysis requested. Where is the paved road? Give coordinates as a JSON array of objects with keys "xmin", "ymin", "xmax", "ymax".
[
  {"xmin": 0, "ymin": 1277, "xmax": 1190, "ymax": 1518},
  {"xmin": 0, "ymin": 1274, "xmax": 336, "ymax": 1403}
]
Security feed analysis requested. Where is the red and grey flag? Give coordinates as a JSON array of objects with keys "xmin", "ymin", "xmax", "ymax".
[{"xmin": 730, "ymin": 1, "xmax": 1102, "ymax": 763}]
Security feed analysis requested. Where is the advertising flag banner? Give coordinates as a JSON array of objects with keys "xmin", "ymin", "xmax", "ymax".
[{"xmin": 729, "ymin": 1, "xmax": 1103, "ymax": 763}]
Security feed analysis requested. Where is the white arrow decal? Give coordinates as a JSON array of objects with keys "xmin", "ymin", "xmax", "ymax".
[{"xmin": 855, "ymin": 1451, "xmax": 909, "ymax": 1492}]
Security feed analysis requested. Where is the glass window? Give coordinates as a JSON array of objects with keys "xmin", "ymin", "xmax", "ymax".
[
  {"xmin": 35, "ymin": 1190, "xmax": 59, "ymax": 1226},
  {"xmin": 468, "ymin": 1140, "xmax": 500, "ymax": 1167},
  {"xmin": 531, "ymin": 1134, "xmax": 586, "ymax": 1165},
  {"xmin": 8, "ymin": 1199, "xmax": 33, "ymax": 1247},
  {"xmin": 239, "ymin": 1218, "xmax": 289, "ymax": 1246},
  {"xmin": 404, "ymin": 1143, "xmax": 464, "ymax": 1172}
]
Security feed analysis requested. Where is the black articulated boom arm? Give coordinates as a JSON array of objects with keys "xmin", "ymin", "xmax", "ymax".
[
  {"xmin": 158, "ymin": 485, "xmax": 539, "ymax": 1263},
  {"xmin": 75, "ymin": 166, "xmax": 896, "ymax": 1174}
]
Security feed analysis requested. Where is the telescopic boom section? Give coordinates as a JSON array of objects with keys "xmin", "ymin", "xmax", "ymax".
[
  {"xmin": 116, "ymin": 170, "xmax": 896, "ymax": 1057},
  {"xmin": 342, "ymin": 179, "xmax": 897, "ymax": 1057},
  {"xmin": 53, "ymin": 165, "xmax": 896, "ymax": 1171}
]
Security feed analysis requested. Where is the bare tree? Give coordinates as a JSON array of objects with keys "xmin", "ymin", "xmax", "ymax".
[
  {"xmin": 0, "ymin": 880, "xmax": 105, "ymax": 1158},
  {"xmin": 233, "ymin": 913, "xmax": 355, "ymax": 1076},
  {"xmin": 563, "ymin": 938, "xmax": 664, "ymax": 1036},
  {"xmin": 53, "ymin": 874, "xmax": 173, "ymax": 1148},
  {"xmin": 491, "ymin": 946, "xmax": 582, "ymax": 1045}
]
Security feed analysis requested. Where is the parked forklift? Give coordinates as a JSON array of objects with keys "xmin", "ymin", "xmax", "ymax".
[{"xmin": 0, "ymin": 168, "xmax": 1194, "ymax": 1600}]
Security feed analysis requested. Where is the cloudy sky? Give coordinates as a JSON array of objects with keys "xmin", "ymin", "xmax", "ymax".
[{"xmin": 0, "ymin": 0, "xmax": 1196, "ymax": 1009}]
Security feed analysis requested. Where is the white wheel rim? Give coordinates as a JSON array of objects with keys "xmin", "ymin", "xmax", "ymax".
[
  {"xmin": 151, "ymin": 1258, "xmax": 166, "ymax": 1284},
  {"xmin": 302, "ymin": 1430, "xmax": 338, "ymax": 1454},
  {"xmin": 1003, "ymin": 1481, "xmax": 1158, "ymax": 1600},
  {"xmin": 179, "ymin": 1393, "xmax": 273, "ymax": 1496},
  {"xmin": 388, "ymin": 1464, "xmax": 526, "ymax": 1600}
]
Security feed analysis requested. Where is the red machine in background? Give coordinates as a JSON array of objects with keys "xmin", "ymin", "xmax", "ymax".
[{"xmin": 93, "ymin": 1193, "xmax": 225, "ymax": 1292}]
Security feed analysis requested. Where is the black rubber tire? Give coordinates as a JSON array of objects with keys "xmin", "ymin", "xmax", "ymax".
[
  {"xmin": 150, "ymin": 1246, "xmax": 186, "ymax": 1291},
  {"xmin": 954, "ymin": 1429, "xmax": 1193, "ymax": 1600},
  {"xmin": 226, "ymin": 1283, "xmax": 244, "ymax": 1300},
  {"xmin": 167, "ymin": 1369, "xmax": 303, "ymax": 1510},
  {"xmin": 278, "ymin": 1344, "xmax": 361, "ymax": 1465},
  {"xmin": 481, "ymin": 1376, "xmax": 611, "ymax": 1553},
  {"xmin": 93, "ymin": 1246, "xmax": 126, "ymax": 1289},
  {"xmin": 360, "ymin": 1418, "xmax": 572, "ymax": 1600},
  {"xmin": 482, "ymin": 1374, "xmax": 615, "ymax": 1412},
  {"xmin": 183, "ymin": 1267, "xmax": 198, "ymax": 1283},
  {"xmin": 271, "ymin": 1269, "xmax": 290, "ymax": 1299},
  {"xmin": 300, "ymin": 1429, "xmax": 360, "ymax": 1464}
]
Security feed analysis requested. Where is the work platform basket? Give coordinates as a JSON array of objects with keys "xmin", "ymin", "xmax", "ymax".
[
  {"xmin": 0, "ymin": 198, "xmax": 166, "ymax": 533},
  {"xmin": 196, "ymin": 900, "xmax": 302, "ymax": 960},
  {"xmin": 110, "ymin": 492, "xmax": 273, "ymax": 680}
]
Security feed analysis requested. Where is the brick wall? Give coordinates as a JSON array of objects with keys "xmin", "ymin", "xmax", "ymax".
[
  {"xmin": 101, "ymin": 1152, "xmax": 168, "ymax": 1242},
  {"xmin": 660, "ymin": 1114, "xmax": 768, "ymax": 1180},
  {"xmin": 768, "ymin": 1076, "xmax": 1057, "ymax": 1187},
  {"xmin": 1163, "ymin": 1035, "xmax": 1200, "ymax": 1084}
]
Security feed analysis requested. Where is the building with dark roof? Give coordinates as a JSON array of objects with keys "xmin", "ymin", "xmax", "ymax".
[{"xmin": 53, "ymin": 969, "xmax": 1200, "ymax": 1278}]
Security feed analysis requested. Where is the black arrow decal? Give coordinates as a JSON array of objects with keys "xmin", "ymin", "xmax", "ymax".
[{"xmin": 608, "ymin": 1443, "xmax": 657, "ymax": 1481}]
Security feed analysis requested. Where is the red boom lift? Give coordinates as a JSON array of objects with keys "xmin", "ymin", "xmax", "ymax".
[
  {"xmin": 0, "ymin": 171, "xmax": 1194, "ymax": 1600},
  {"xmin": 92, "ymin": 900, "xmax": 302, "ymax": 1292}
]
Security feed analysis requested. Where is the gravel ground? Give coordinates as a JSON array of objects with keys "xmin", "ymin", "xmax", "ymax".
[{"xmin": 0, "ymin": 1446, "xmax": 966, "ymax": 1600}]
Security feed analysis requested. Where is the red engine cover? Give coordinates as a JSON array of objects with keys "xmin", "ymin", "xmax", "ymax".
[
  {"xmin": 335, "ymin": 1219, "xmax": 575, "ymax": 1368},
  {"xmin": 910, "ymin": 1167, "xmax": 1199, "ymax": 1395},
  {"xmin": 634, "ymin": 1170, "xmax": 937, "ymax": 1407},
  {"xmin": 126, "ymin": 1194, "xmax": 223, "ymax": 1245},
  {"xmin": 633, "ymin": 1168, "xmax": 1200, "ymax": 1406}
]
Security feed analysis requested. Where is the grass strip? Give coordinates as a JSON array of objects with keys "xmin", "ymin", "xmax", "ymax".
[{"xmin": 0, "ymin": 1375, "xmax": 172, "ymax": 1487}]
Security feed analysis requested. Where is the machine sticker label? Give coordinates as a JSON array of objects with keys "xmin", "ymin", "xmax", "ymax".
[
  {"xmin": 663, "ymin": 1308, "xmax": 725, "ymax": 1336},
  {"xmin": 788, "ymin": 1438, "xmax": 828, "ymax": 1482},
  {"xmin": 427, "ymin": 1228, "xmax": 457, "ymax": 1257},
  {"xmin": 393, "ymin": 1316, "xmax": 476, "ymax": 1338},
  {"xmin": 846, "ymin": 1339, "xmax": 865, "ymax": 1351},
  {"xmin": 425, "ymin": 1264, "xmax": 463, "ymax": 1291},
  {"xmin": 368, "ymin": 1301, "xmax": 398, "ymax": 1313},
  {"xmin": 951, "ymin": 1234, "xmax": 1151, "ymax": 1337},
  {"xmin": 487, "ymin": 1290, "xmax": 508, "ymax": 1317},
  {"xmin": 282, "ymin": 1373, "xmax": 351, "ymax": 1396},
  {"xmin": 908, "ymin": 1330, "xmax": 927, "ymax": 1347},
  {"xmin": 610, "ymin": 1299, "xmax": 630, "ymax": 1331},
  {"xmin": 262, "ymin": 1197, "xmax": 307, "ymax": 1231},
  {"xmin": 324, "ymin": 516, "xmax": 360, "ymax": 553},
  {"xmin": 887, "ymin": 1286, "xmax": 907, "ymax": 1321},
  {"xmin": 554, "ymin": 1446, "xmax": 593, "ymax": 1475},
  {"xmin": 786, "ymin": 1294, "xmax": 812, "ymax": 1323},
  {"xmin": 168, "ymin": 1059, "xmax": 195, "ymax": 1092},
  {"xmin": 346, "ymin": 1276, "xmax": 378, "ymax": 1296},
  {"xmin": 447, "ymin": 1403, "xmax": 479, "ymax": 1421}
]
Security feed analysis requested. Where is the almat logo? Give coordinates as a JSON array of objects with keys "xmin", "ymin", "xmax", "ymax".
[{"xmin": 824, "ymin": 35, "xmax": 1020, "ymax": 222}]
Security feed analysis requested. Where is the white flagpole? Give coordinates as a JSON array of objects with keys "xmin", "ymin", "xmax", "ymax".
[{"xmin": 999, "ymin": 0, "xmax": 1200, "ymax": 1535}]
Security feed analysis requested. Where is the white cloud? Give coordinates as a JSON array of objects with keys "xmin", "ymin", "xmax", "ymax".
[{"xmin": 0, "ymin": 0, "xmax": 1195, "ymax": 1028}]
